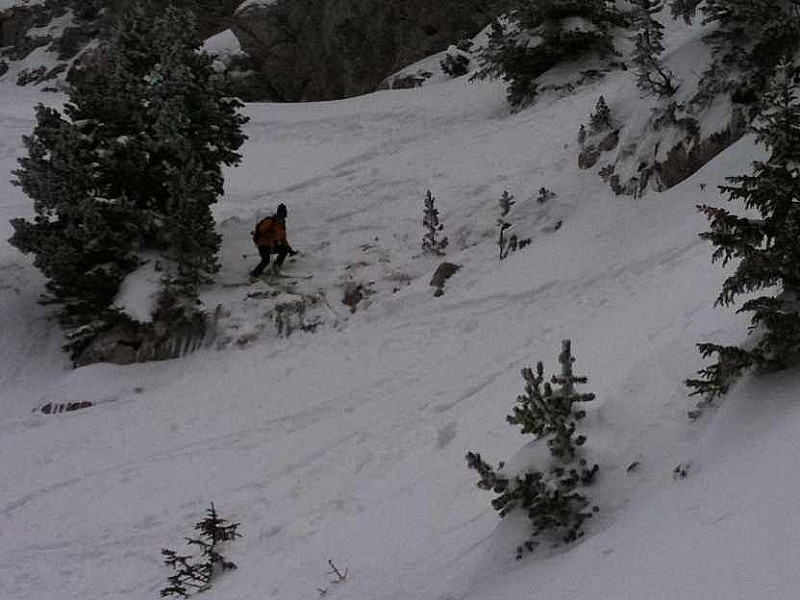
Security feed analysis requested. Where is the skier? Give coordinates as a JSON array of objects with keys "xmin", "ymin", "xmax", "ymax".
[{"xmin": 250, "ymin": 203, "xmax": 297, "ymax": 277}]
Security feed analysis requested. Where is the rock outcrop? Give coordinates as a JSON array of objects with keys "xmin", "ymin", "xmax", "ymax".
[{"xmin": 230, "ymin": 0, "xmax": 489, "ymax": 101}]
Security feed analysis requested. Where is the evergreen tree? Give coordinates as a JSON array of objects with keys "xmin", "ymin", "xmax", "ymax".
[
  {"xmin": 507, "ymin": 340, "xmax": 596, "ymax": 461},
  {"xmin": 689, "ymin": 61, "xmax": 800, "ymax": 400},
  {"xmin": 589, "ymin": 95, "xmax": 612, "ymax": 133},
  {"xmin": 9, "ymin": 2, "xmax": 248, "ymax": 359},
  {"xmin": 497, "ymin": 190, "xmax": 515, "ymax": 259},
  {"xmin": 577, "ymin": 124, "xmax": 587, "ymax": 147},
  {"xmin": 668, "ymin": 0, "xmax": 701, "ymax": 23},
  {"xmin": 631, "ymin": 0, "xmax": 677, "ymax": 97},
  {"xmin": 9, "ymin": 106, "xmax": 142, "ymax": 356},
  {"xmin": 161, "ymin": 503, "xmax": 241, "ymax": 598},
  {"xmin": 699, "ymin": 0, "xmax": 799, "ymax": 102},
  {"xmin": 421, "ymin": 190, "xmax": 448, "ymax": 255},
  {"xmin": 473, "ymin": 0, "xmax": 628, "ymax": 109},
  {"xmin": 467, "ymin": 340, "xmax": 599, "ymax": 557}
]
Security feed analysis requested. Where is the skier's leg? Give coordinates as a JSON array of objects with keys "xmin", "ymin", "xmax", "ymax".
[
  {"xmin": 251, "ymin": 245, "xmax": 272, "ymax": 277},
  {"xmin": 273, "ymin": 244, "xmax": 290, "ymax": 270}
]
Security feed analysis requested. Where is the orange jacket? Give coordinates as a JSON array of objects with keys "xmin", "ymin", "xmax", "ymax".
[{"xmin": 253, "ymin": 216, "xmax": 288, "ymax": 247}]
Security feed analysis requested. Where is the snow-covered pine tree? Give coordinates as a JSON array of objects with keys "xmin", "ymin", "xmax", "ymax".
[
  {"xmin": 689, "ymin": 61, "xmax": 800, "ymax": 400},
  {"xmin": 668, "ymin": 0, "xmax": 701, "ymax": 23},
  {"xmin": 421, "ymin": 190, "xmax": 448, "ymax": 255},
  {"xmin": 8, "ymin": 105, "xmax": 142, "ymax": 357},
  {"xmin": 142, "ymin": 5, "xmax": 246, "ymax": 301},
  {"xmin": 440, "ymin": 46, "xmax": 471, "ymax": 78},
  {"xmin": 589, "ymin": 95, "xmax": 612, "ymax": 133},
  {"xmin": 507, "ymin": 340, "xmax": 596, "ymax": 461},
  {"xmin": 699, "ymin": 0, "xmax": 799, "ymax": 103},
  {"xmin": 472, "ymin": 0, "xmax": 628, "ymax": 110},
  {"xmin": 631, "ymin": 0, "xmax": 677, "ymax": 97},
  {"xmin": 467, "ymin": 340, "xmax": 599, "ymax": 557},
  {"xmin": 9, "ymin": 2, "xmax": 248, "ymax": 359}
]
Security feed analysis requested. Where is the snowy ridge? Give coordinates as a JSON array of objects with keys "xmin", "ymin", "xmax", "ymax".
[{"xmin": 2, "ymin": 24, "xmax": 800, "ymax": 600}]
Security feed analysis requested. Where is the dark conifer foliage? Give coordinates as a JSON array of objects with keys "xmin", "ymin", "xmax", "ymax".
[
  {"xmin": 9, "ymin": 2, "xmax": 248, "ymax": 359},
  {"xmin": 631, "ymin": 0, "xmax": 677, "ymax": 97},
  {"xmin": 473, "ymin": 0, "xmax": 628, "ymax": 109},
  {"xmin": 467, "ymin": 340, "xmax": 599, "ymax": 558},
  {"xmin": 589, "ymin": 95, "xmax": 613, "ymax": 133},
  {"xmin": 667, "ymin": 0, "xmax": 701, "ymax": 23},
  {"xmin": 161, "ymin": 503, "xmax": 241, "ymax": 598},
  {"xmin": 421, "ymin": 190, "xmax": 448, "ymax": 255},
  {"xmin": 689, "ymin": 62, "xmax": 800, "ymax": 401},
  {"xmin": 700, "ymin": 0, "xmax": 800, "ymax": 102}
]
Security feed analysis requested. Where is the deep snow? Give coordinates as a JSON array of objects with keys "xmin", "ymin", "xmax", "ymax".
[{"xmin": 2, "ymin": 12, "xmax": 800, "ymax": 600}]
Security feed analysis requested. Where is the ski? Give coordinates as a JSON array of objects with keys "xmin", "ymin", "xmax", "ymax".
[
  {"xmin": 221, "ymin": 272, "xmax": 312, "ymax": 287},
  {"xmin": 272, "ymin": 272, "xmax": 313, "ymax": 280}
]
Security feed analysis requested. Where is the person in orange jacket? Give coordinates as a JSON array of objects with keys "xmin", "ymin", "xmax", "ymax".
[{"xmin": 250, "ymin": 203, "xmax": 297, "ymax": 277}]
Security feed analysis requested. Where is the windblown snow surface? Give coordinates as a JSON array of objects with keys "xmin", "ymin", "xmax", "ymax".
[{"xmin": 3, "ymin": 17, "xmax": 800, "ymax": 600}]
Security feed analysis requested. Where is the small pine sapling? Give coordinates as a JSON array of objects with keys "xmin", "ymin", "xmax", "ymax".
[
  {"xmin": 421, "ymin": 190, "xmax": 448, "ymax": 255},
  {"xmin": 536, "ymin": 187, "xmax": 556, "ymax": 204},
  {"xmin": 317, "ymin": 559, "xmax": 350, "ymax": 596},
  {"xmin": 589, "ymin": 96, "xmax": 612, "ymax": 133},
  {"xmin": 466, "ymin": 340, "xmax": 599, "ymax": 558},
  {"xmin": 497, "ymin": 190, "xmax": 515, "ymax": 259},
  {"xmin": 161, "ymin": 503, "xmax": 241, "ymax": 598},
  {"xmin": 497, "ymin": 190, "xmax": 531, "ymax": 259},
  {"xmin": 507, "ymin": 341, "xmax": 596, "ymax": 462},
  {"xmin": 498, "ymin": 189, "xmax": 515, "ymax": 217},
  {"xmin": 577, "ymin": 124, "xmax": 587, "ymax": 147}
]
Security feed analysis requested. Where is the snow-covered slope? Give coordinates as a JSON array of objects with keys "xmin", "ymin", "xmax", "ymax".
[{"xmin": 2, "ymin": 23, "xmax": 800, "ymax": 600}]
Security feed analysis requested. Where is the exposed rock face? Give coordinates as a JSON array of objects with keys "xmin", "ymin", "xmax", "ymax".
[
  {"xmin": 382, "ymin": 70, "xmax": 433, "ymax": 90},
  {"xmin": 578, "ymin": 145, "xmax": 601, "ymax": 169},
  {"xmin": 230, "ymin": 2, "xmax": 306, "ymax": 102},
  {"xmin": 230, "ymin": 0, "xmax": 490, "ymax": 101},
  {"xmin": 597, "ymin": 129, "xmax": 619, "ymax": 152},
  {"xmin": 654, "ymin": 124, "xmax": 745, "ymax": 189},
  {"xmin": 0, "ymin": 5, "xmax": 49, "ymax": 61},
  {"xmin": 1, "ymin": 0, "xmax": 241, "ymax": 89},
  {"xmin": 342, "ymin": 281, "xmax": 370, "ymax": 313},
  {"xmin": 2, "ymin": 0, "xmax": 486, "ymax": 101},
  {"xmin": 74, "ymin": 317, "xmax": 212, "ymax": 367},
  {"xmin": 594, "ymin": 106, "xmax": 747, "ymax": 197},
  {"xmin": 430, "ymin": 262, "xmax": 460, "ymax": 297}
]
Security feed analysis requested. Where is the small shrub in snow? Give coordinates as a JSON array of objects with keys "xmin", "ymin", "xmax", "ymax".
[
  {"xmin": 688, "ymin": 61, "xmax": 800, "ymax": 406},
  {"xmin": 421, "ymin": 190, "xmax": 448, "ymax": 255},
  {"xmin": 536, "ymin": 187, "xmax": 556, "ymax": 204},
  {"xmin": 317, "ymin": 559, "xmax": 349, "ymax": 596},
  {"xmin": 498, "ymin": 189, "xmax": 515, "ymax": 217},
  {"xmin": 497, "ymin": 190, "xmax": 531, "ymax": 260},
  {"xmin": 440, "ymin": 47, "xmax": 470, "ymax": 78},
  {"xmin": 589, "ymin": 96, "xmax": 613, "ymax": 133},
  {"xmin": 467, "ymin": 340, "xmax": 599, "ymax": 558},
  {"xmin": 161, "ymin": 503, "xmax": 241, "ymax": 598}
]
